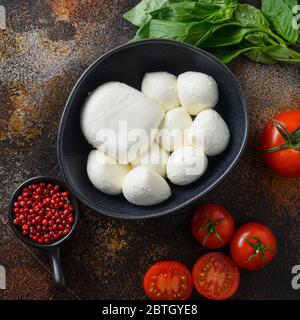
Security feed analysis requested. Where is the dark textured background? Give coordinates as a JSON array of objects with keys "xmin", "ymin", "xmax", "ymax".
[{"xmin": 0, "ymin": 0, "xmax": 299, "ymax": 300}]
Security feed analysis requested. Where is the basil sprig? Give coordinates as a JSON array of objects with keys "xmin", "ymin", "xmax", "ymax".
[{"xmin": 124, "ymin": 0, "xmax": 300, "ymax": 64}]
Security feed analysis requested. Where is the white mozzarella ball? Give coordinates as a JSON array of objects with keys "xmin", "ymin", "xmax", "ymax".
[
  {"xmin": 157, "ymin": 107, "xmax": 193, "ymax": 152},
  {"xmin": 142, "ymin": 72, "xmax": 180, "ymax": 111},
  {"xmin": 81, "ymin": 82, "xmax": 164, "ymax": 164},
  {"xmin": 122, "ymin": 167, "xmax": 171, "ymax": 206},
  {"xmin": 166, "ymin": 146, "xmax": 208, "ymax": 186},
  {"xmin": 177, "ymin": 71, "xmax": 218, "ymax": 115},
  {"xmin": 131, "ymin": 142, "xmax": 169, "ymax": 177},
  {"xmin": 189, "ymin": 109, "xmax": 230, "ymax": 156},
  {"xmin": 87, "ymin": 149, "xmax": 130, "ymax": 195}
]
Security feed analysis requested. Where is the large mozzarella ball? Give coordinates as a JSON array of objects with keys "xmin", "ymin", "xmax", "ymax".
[
  {"xmin": 142, "ymin": 72, "xmax": 180, "ymax": 111},
  {"xmin": 81, "ymin": 82, "xmax": 164, "ymax": 164},
  {"xmin": 122, "ymin": 167, "xmax": 171, "ymax": 206},
  {"xmin": 157, "ymin": 107, "xmax": 193, "ymax": 152},
  {"xmin": 189, "ymin": 109, "xmax": 230, "ymax": 156},
  {"xmin": 177, "ymin": 71, "xmax": 218, "ymax": 115},
  {"xmin": 131, "ymin": 142, "xmax": 169, "ymax": 177},
  {"xmin": 166, "ymin": 146, "xmax": 208, "ymax": 186},
  {"xmin": 87, "ymin": 149, "xmax": 130, "ymax": 195}
]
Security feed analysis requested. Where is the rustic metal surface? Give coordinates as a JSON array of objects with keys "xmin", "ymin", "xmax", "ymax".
[{"xmin": 0, "ymin": 0, "xmax": 299, "ymax": 300}]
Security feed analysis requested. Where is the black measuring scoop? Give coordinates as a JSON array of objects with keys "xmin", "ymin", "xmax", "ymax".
[{"xmin": 8, "ymin": 176, "xmax": 79, "ymax": 290}]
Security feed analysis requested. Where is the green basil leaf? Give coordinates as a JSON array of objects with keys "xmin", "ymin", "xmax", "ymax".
[
  {"xmin": 225, "ymin": 0, "xmax": 238, "ymax": 5},
  {"xmin": 234, "ymin": 4, "xmax": 269, "ymax": 28},
  {"xmin": 283, "ymin": 0, "xmax": 298, "ymax": 10},
  {"xmin": 210, "ymin": 46, "xmax": 259, "ymax": 63},
  {"xmin": 198, "ymin": 25, "xmax": 250, "ymax": 47},
  {"xmin": 150, "ymin": 1, "xmax": 236, "ymax": 24},
  {"xmin": 124, "ymin": 0, "xmax": 193, "ymax": 27},
  {"xmin": 184, "ymin": 22, "xmax": 216, "ymax": 44},
  {"xmin": 262, "ymin": 45, "xmax": 300, "ymax": 62},
  {"xmin": 124, "ymin": 0, "xmax": 238, "ymax": 27},
  {"xmin": 124, "ymin": 0, "xmax": 166, "ymax": 27},
  {"xmin": 150, "ymin": 3, "xmax": 218, "ymax": 23},
  {"xmin": 262, "ymin": 0, "xmax": 298, "ymax": 43},
  {"xmin": 244, "ymin": 49, "xmax": 277, "ymax": 64},
  {"xmin": 244, "ymin": 31, "xmax": 273, "ymax": 46},
  {"xmin": 199, "ymin": 24, "xmax": 276, "ymax": 48},
  {"xmin": 208, "ymin": 7, "xmax": 235, "ymax": 23},
  {"xmin": 145, "ymin": 19, "xmax": 212, "ymax": 43},
  {"xmin": 207, "ymin": 0, "xmax": 237, "ymax": 5},
  {"xmin": 132, "ymin": 22, "xmax": 151, "ymax": 40},
  {"xmin": 244, "ymin": 49, "xmax": 276, "ymax": 64}
]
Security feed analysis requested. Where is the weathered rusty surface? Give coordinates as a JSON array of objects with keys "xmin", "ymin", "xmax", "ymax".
[{"xmin": 0, "ymin": 0, "xmax": 300, "ymax": 300}]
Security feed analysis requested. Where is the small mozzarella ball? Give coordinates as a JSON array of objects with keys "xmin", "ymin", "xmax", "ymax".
[
  {"xmin": 122, "ymin": 167, "xmax": 171, "ymax": 206},
  {"xmin": 177, "ymin": 71, "xmax": 218, "ymax": 115},
  {"xmin": 87, "ymin": 149, "xmax": 130, "ymax": 195},
  {"xmin": 142, "ymin": 72, "xmax": 180, "ymax": 111},
  {"xmin": 166, "ymin": 146, "xmax": 208, "ymax": 186},
  {"xmin": 157, "ymin": 107, "xmax": 193, "ymax": 152},
  {"xmin": 131, "ymin": 143, "xmax": 169, "ymax": 177},
  {"xmin": 189, "ymin": 109, "xmax": 230, "ymax": 156}
]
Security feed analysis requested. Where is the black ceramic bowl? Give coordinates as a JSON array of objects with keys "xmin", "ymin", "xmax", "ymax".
[
  {"xmin": 8, "ymin": 176, "xmax": 80, "ymax": 290},
  {"xmin": 58, "ymin": 39, "xmax": 248, "ymax": 219}
]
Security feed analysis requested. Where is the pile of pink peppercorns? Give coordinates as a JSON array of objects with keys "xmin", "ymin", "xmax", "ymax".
[{"xmin": 13, "ymin": 181, "xmax": 75, "ymax": 244}]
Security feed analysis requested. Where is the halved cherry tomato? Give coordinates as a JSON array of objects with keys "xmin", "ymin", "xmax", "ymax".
[
  {"xmin": 192, "ymin": 252, "xmax": 240, "ymax": 300},
  {"xmin": 230, "ymin": 222, "xmax": 277, "ymax": 271},
  {"xmin": 260, "ymin": 110, "xmax": 300, "ymax": 177},
  {"xmin": 143, "ymin": 261, "xmax": 193, "ymax": 300},
  {"xmin": 191, "ymin": 204, "xmax": 235, "ymax": 248}
]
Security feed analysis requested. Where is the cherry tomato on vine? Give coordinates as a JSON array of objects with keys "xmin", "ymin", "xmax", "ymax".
[
  {"xmin": 230, "ymin": 222, "xmax": 277, "ymax": 271},
  {"xmin": 192, "ymin": 252, "xmax": 240, "ymax": 300},
  {"xmin": 143, "ymin": 261, "xmax": 193, "ymax": 300},
  {"xmin": 191, "ymin": 204, "xmax": 235, "ymax": 248},
  {"xmin": 260, "ymin": 109, "xmax": 300, "ymax": 177}
]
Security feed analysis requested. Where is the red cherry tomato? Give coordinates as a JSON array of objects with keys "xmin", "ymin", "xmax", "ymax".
[
  {"xmin": 143, "ymin": 261, "xmax": 193, "ymax": 300},
  {"xmin": 260, "ymin": 110, "xmax": 300, "ymax": 177},
  {"xmin": 230, "ymin": 222, "xmax": 277, "ymax": 271},
  {"xmin": 192, "ymin": 252, "xmax": 240, "ymax": 300},
  {"xmin": 191, "ymin": 204, "xmax": 235, "ymax": 248}
]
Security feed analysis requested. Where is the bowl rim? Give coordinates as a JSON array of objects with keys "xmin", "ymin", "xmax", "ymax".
[
  {"xmin": 57, "ymin": 38, "xmax": 249, "ymax": 220},
  {"xmin": 8, "ymin": 176, "xmax": 80, "ymax": 249}
]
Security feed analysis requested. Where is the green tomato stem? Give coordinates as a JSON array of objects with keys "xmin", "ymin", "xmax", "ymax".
[
  {"xmin": 199, "ymin": 213, "xmax": 225, "ymax": 246},
  {"xmin": 262, "ymin": 120, "xmax": 300, "ymax": 153}
]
